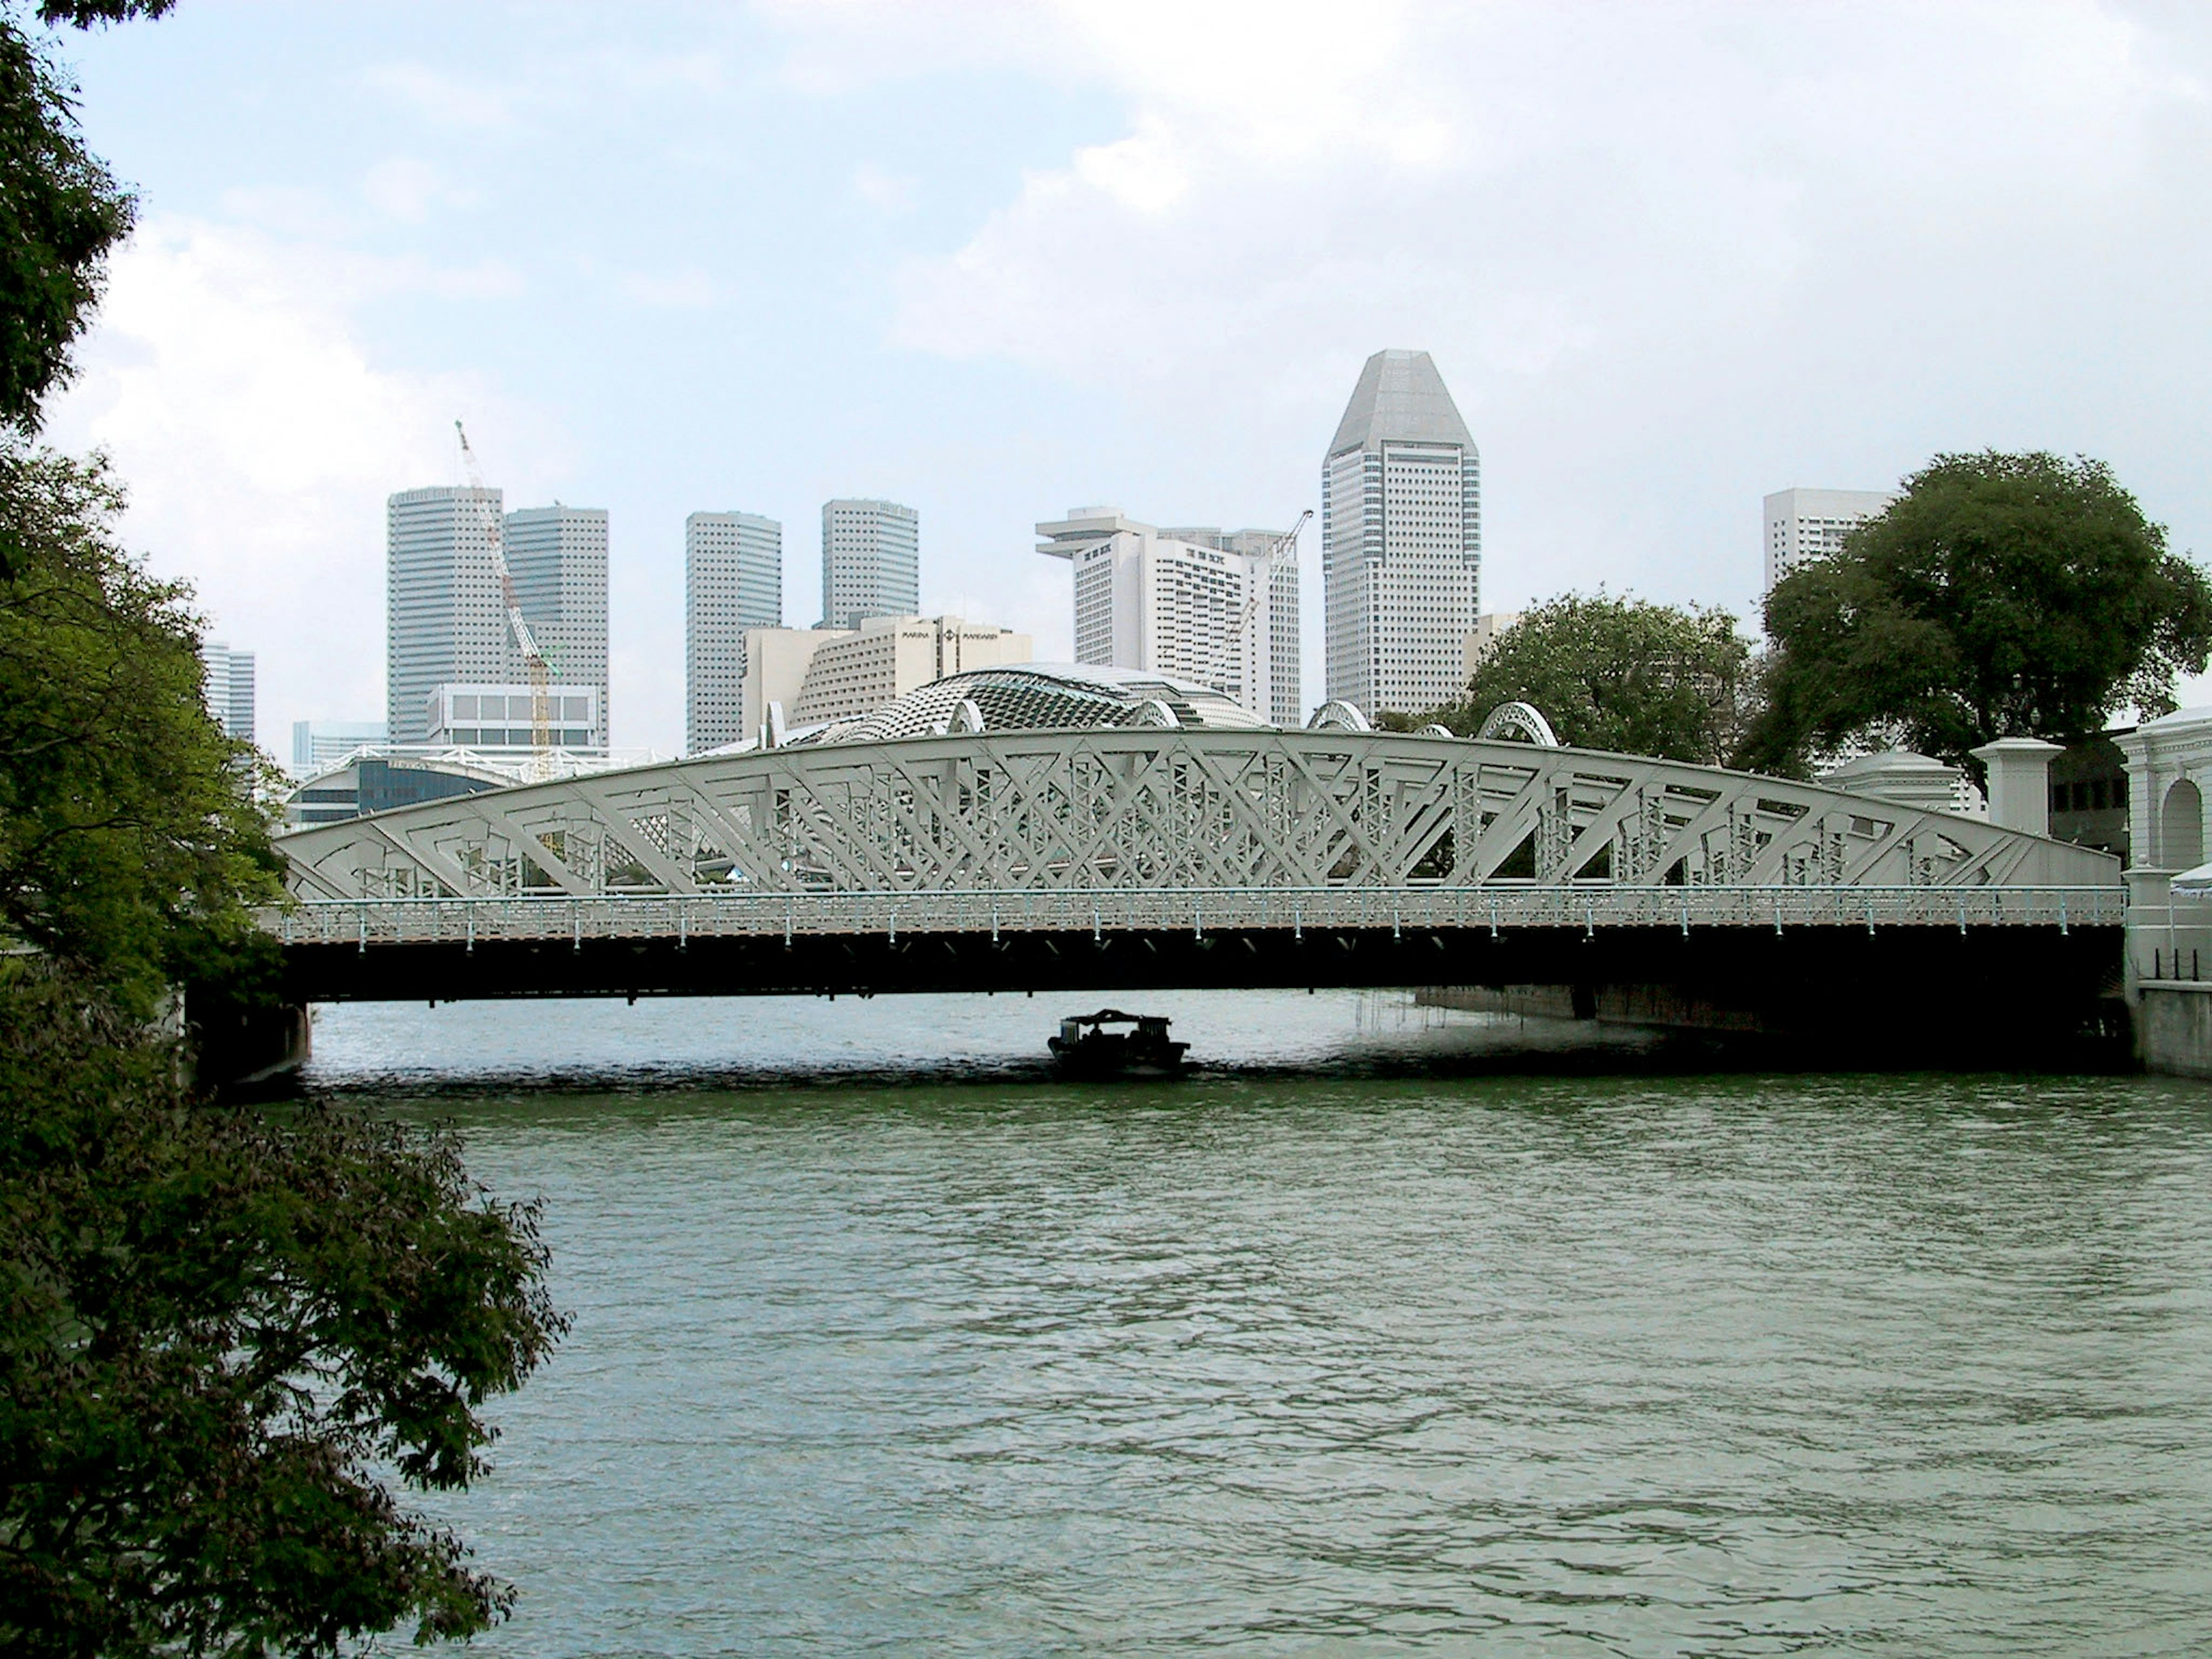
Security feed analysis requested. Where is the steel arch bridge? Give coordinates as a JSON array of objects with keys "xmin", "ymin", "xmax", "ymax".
[{"xmin": 278, "ymin": 726, "xmax": 2115, "ymax": 907}]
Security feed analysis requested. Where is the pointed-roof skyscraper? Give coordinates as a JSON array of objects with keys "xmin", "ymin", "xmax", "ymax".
[{"xmin": 1321, "ymin": 349, "xmax": 1481, "ymax": 718}]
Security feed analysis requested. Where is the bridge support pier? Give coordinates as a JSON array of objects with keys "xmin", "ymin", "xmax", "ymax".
[{"xmin": 188, "ymin": 996, "xmax": 312, "ymax": 1093}]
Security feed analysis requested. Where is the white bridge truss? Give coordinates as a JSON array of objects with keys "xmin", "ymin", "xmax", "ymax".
[{"xmin": 273, "ymin": 729, "xmax": 2119, "ymax": 940}]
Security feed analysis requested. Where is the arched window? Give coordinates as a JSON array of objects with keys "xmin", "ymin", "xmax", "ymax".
[{"xmin": 2162, "ymin": 778, "xmax": 2203, "ymax": 868}]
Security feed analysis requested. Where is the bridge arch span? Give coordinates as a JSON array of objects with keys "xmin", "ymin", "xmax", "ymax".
[{"xmin": 275, "ymin": 728, "xmax": 2116, "ymax": 906}]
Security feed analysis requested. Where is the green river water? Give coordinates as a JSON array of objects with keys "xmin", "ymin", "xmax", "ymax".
[{"xmin": 313, "ymin": 991, "xmax": 2212, "ymax": 1656}]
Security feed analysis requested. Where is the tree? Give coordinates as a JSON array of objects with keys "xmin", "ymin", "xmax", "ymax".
[
  {"xmin": 0, "ymin": 6, "xmax": 569, "ymax": 1651},
  {"xmin": 1410, "ymin": 592, "xmax": 1753, "ymax": 765},
  {"xmin": 0, "ymin": 971, "xmax": 568, "ymax": 1657},
  {"xmin": 1740, "ymin": 452, "xmax": 2212, "ymax": 776},
  {"xmin": 0, "ymin": 446, "xmax": 279, "ymax": 1013},
  {"xmin": 0, "ymin": 2, "xmax": 167, "ymax": 440}
]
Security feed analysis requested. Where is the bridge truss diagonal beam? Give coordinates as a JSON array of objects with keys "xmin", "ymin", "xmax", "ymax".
[{"xmin": 274, "ymin": 728, "xmax": 2122, "ymax": 906}]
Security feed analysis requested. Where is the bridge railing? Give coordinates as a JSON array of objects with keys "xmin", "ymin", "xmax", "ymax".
[{"xmin": 264, "ymin": 884, "xmax": 2127, "ymax": 949}]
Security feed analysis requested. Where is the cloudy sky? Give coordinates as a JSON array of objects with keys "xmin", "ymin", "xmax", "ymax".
[{"xmin": 40, "ymin": 0, "xmax": 2212, "ymax": 753}]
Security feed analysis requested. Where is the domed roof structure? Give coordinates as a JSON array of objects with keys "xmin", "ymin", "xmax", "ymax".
[{"xmin": 785, "ymin": 662, "xmax": 1270, "ymax": 748}]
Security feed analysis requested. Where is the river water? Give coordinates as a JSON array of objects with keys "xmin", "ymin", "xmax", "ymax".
[{"xmin": 313, "ymin": 992, "xmax": 2212, "ymax": 1657}]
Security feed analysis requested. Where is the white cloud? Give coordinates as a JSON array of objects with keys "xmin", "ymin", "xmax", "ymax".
[
  {"xmin": 45, "ymin": 216, "xmax": 562, "ymax": 740},
  {"xmin": 362, "ymin": 156, "xmax": 476, "ymax": 223},
  {"xmin": 362, "ymin": 61, "xmax": 522, "ymax": 131},
  {"xmin": 755, "ymin": 0, "xmax": 2212, "ymax": 706},
  {"xmin": 619, "ymin": 267, "xmax": 717, "ymax": 308},
  {"xmin": 852, "ymin": 162, "xmax": 918, "ymax": 214}
]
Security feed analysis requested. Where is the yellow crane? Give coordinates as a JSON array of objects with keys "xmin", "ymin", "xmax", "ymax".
[
  {"xmin": 1193, "ymin": 509, "xmax": 1312, "ymax": 707},
  {"xmin": 454, "ymin": 421, "xmax": 554, "ymax": 772}
]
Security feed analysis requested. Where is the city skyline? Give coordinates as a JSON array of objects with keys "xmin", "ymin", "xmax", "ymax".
[{"xmin": 44, "ymin": 4, "xmax": 2212, "ymax": 755}]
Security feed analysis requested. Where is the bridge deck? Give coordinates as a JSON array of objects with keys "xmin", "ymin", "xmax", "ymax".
[{"xmin": 272, "ymin": 884, "xmax": 2123, "ymax": 951}]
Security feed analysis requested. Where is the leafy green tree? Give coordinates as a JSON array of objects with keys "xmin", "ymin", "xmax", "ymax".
[
  {"xmin": 1741, "ymin": 452, "xmax": 2212, "ymax": 775},
  {"xmin": 0, "ymin": 971, "xmax": 568, "ymax": 1657},
  {"xmin": 0, "ymin": 7, "xmax": 569, "ymax": 1652},
  {"xmin": 0, "ymin": 1, "xmax": 169, "ymax": 442},
  {"xmin": 0, "ymin": 446, "xmax": 280, "ymax": 1012},
  {"xmin": 1409, "ymin": 592, "xmax": 1753, "ymax": 765}
]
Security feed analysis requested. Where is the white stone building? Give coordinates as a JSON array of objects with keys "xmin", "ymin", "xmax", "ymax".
[
  {"xmin": 738, "ymin": 615, "xmax": 1030, "ymax": 742},
  {"xmin": 1762, "ymin": 487, "xmax": 1897, "ymax": 593},
  {"xmin": 1035, "ymin": 507, "xmax": 1300, "ymax": 725},
  {"xmin": 2119, "ymin": 709, "xmax": 2212, "ymax": 871}
]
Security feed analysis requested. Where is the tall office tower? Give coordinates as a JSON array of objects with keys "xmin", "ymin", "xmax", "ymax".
[
  {"xmin": 1322, "ymin": 349, "xmax": 1482, "ymax": 719},
  {"xmin": 1036, "ymin": 508, "xmax": 1300, "ymax": 724},
  {"xmin": 387, "ymin": 486, "xmax": 509, "ymax": 743},
  {"xmin": 685, "ymin": 510, "xmax": 782, "ymax": 753},
  {"xmin": 505, "ymin": 503, "xmax": 611, "ymax": 744},
  {"xmin": 821, "ymin": 498, "xmax": 919, "ymax": 630},
  {"xmin": 1762, "ymin": 487, "xmax": 1897, "ymax": 593},
  {"xmin": 199, "ymin": 640, "xmax": 256, "ymax": 743}
]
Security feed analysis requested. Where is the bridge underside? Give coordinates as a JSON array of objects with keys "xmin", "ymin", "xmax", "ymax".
[{"xmin": 283, "ymin": 922, "xmax": 2124, "ymax": 1066}]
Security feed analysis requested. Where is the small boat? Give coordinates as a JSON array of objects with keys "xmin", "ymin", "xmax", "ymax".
[{"xmin": 1048, "ymin": 1009, "xmax": 1191, "ymax": 1078}]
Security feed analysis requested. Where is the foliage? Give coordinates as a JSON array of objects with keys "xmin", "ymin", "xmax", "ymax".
[
  {"xmin": 1740, "ymin": 452, "xmax": 2212, "ymax": 775},
  {"xmin": 0, "ymin": 444, "xmax": 285, "ymax": 1015},
  {"xmin": 0, "ymin": 2, "xmax": 155, "ymax": 440},
  {"xmin": 1411, "ymin": 592, "xmax": 1753, "ymax": 765},
  {"xmin": 0, "ymin": 965, "xmax": 569, "ymax": 1657},
  {"xmin": 0, "ymin": 19, "xmax": 564, "ymax": 1658}
]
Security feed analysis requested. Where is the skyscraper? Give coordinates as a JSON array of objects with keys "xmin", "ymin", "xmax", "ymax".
[
  {"xmin": 1322, "ymin": 350, "xmax": 1482, "ymax": 718},
  {"xmin": 200, "ymin": 640, "xmax": 255, "ymax": 744},
  {"xmin": 387, "ymin": 486, "xmax": 508, "ymax": 743},
  {"xmin": 821, "ymin": 498, "xmax": 919, "ymax": 630},
  {"xmin": 505, "ymin": 503, "xmax": 610, "ymax": 739},
  {"xmin": 1762, "ymin": 487, "xmax": 1896, "ymax": 593},
  {"xmin": 685, "ymin": 510, "xmax": 782, "ymax": 753},
  {"xmin": 387, "ymin": 486, "xmax": 611, "ymax": 747},
  {"xmin": 1036, "ymin": 508, "xmax": 1300, "ymax": 724}
]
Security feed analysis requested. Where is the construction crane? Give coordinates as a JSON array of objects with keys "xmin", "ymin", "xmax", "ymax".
[
  {"xmin": 1193, "ymin": 509, "xmax": 1312, "ymax": 707},
  {"xmin": 454, "ymin": 421, "xmax": 554, "ymax": 772}
]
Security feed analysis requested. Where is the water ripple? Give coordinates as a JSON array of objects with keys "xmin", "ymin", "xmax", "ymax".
[{"xmin": 336, "ymin": 1000, "xmax": 2212, "ymax": 1657}]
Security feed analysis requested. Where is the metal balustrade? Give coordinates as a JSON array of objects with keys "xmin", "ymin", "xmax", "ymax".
[{"xmin": 267, "ymin": 884, "xmax": 2127, "ymax": 950}]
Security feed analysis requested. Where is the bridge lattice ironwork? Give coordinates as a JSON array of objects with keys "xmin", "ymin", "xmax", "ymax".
[{"xmin": 275, "ymin": 729, "xmax": 2120, "ymax": 911}]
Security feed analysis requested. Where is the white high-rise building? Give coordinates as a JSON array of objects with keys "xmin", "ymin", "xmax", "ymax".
[
  {"xmin": 200, "ymin": 640, "xmax": 255, "ymax": 744},
  {"xmin": 1762, "ymin": 487, "xmax": 1897, "ymax": 592},
  {"xmin": 821, "ymin": 498, "xmax": 919, "ymax": 630},
  {"xmin": 1035, "ymin": 507, "xmax": 1300, "ymax": 725},
  {"xmin": 387, "ymin": 486, "xmax": 609, "ymax": 747},
  {"xmin": 1323, "ymin": 349, "xmax": 1482, "ymax": 719},
  {"xmin": 686, "ymin": 510, "xmax": 782, "ymax": 753},
  {"xmin": 505, "ymin": 505, "xmax": 609, "ymax": 744}
]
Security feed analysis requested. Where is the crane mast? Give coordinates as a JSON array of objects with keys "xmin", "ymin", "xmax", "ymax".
[
  {"xmin": 1193, "ymin": 508, "xmax": 1312, "ymax": 713},
  {"xmin": 454, "ymin": 421, "xmax": 554, "ymax": 771}
]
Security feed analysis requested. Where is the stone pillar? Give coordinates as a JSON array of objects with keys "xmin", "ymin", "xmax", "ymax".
[{"xmin": 1969, "ymin": 737, "xmax": 2064, "ymax": 837}]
